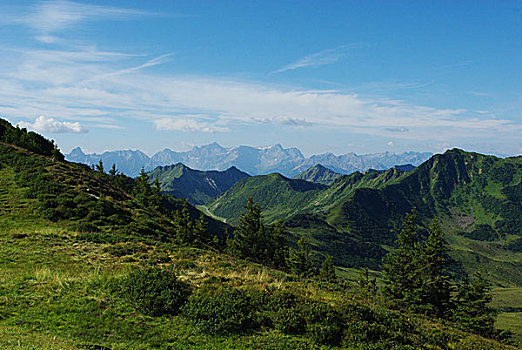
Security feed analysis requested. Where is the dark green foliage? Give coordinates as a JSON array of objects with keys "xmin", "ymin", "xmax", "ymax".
[
  {"xmin": 148, "ymin": 163, "xmax": 250, "ymax": 205},
  {"xmin": 300, "ymin": 300, "xmax": 343, "ymax": 345},
  {"xmin": 506, "ymin": 237, "xmax": 522, "ymax": 252},
  {"xmin": 417, "ymin": 220, "xmax": 452, "ymax": 317},
  {"xmin": 458, "ymin": 224, "xmax": 499, "ymax": 241},
  {"xmin": 265, "ymin": 290, "xmax": 306, "ymax": 334},
  {"xmin": 182, "ymin": 285, "xmax": 257, "ymax": 334},
  {"xmin": 452, "ymin": 272, "xmax": 496, "ymax": 338},
  {"xmin": 382, "ymin": 211, "xmax": 452, "ymax": 318},
  {"xmin": 288, "ymin": 236, "xmax": 314, "ymax": 277},
  {"xmin": 357, "ymin": 267, "xmax": 377, "ymax": 298},
  {"xmin": 120, "ymin": 267, "xmax": 190, "ymax": 316},
  {"xmin": 133, "ymin": 167, "xmax": 161, "ymax": 209},
  {"xmin": 228, "ymin": 198, "xmax": 289, "ymax": 268},
  {"xmin": 382, "ymin": 210, "xmax": 420, "ymax": 304},
  {"xmin": 319, "ymin": 254, "xmax": 336, "ymax": 283},
  {"xmin": 0, "ymin": 118, "xmax": 64, "ymax": 160}
]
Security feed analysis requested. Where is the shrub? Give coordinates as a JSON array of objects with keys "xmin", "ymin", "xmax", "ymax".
[
  {"xmin": 182, "ymin": 285, "xmax": 257, "ymax": 334},
  {"xmin": 120, "ymin": 267, "xmax": 190, "ymax": 316},
  {"xmin": 301, "ymin": 300, "xmax": 344, "ymax": 345},
  {"xmin": 265, "ymin": 290, "xmax": 305, "ymax": 334}
]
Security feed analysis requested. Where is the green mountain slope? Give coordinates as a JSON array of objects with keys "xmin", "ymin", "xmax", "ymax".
[
  {"xmin": 292, "ymin": 164, "xmax": 342, "ymax": 185},
  {"xmin": 148, "ymin": 163, "xmax": 250, "ymax": 205},
  {"xmin": 208, "ymin": 149, "xmax": 522, "ymax": 286},
  {"xmin": 209, "ymin": 173, "xmax": 327, "ymax": 223},
  {"xmin": 2, "ymin": 119, "xmax": 518, "ymax": 348}
]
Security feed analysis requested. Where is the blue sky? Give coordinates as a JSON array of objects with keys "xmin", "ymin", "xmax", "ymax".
[{"xmin": 0, "ymin": 0, "xmax": 521, "ymax": 156}]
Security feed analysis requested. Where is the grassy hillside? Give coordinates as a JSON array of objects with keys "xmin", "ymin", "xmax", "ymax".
[
  {"xmin": 209, "ymin": 173, "xmax": 326, "ymax": 223},
  {"xmin": 148, "ymin": 163, "xmax": 249, "ymax": 205}
]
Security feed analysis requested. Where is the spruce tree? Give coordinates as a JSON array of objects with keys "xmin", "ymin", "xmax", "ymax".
[
  {"xmin": 194, "ymin": 213, "xmax": 209, "ymax": 245},
  {"xmin": 109, "ymin": 163, "xmax": 118, "ymax": 176},
  {"xmin": 270, "ymin": 219, "xmax": 289, "ymax": 268},
  {"xmin": 382, "ymin": 209, "xmax": 420, "ymax": 305},
  {"xmin": 319, "ymin": 254, "xmax": 336, "ymax": 283},
  {"xmin": 229, "ymin": 198, "xmax": 265, "ymax": 260},
  {"xmin": 289, "ymin": 236, "xmax": 314, "ymax": 277},
  {"xmin": 452, "ymin": 271, "xmax": 496, "ymax": 337},
  {"xmin": 417, "ymin": 220, "xmax": 452, "ymax": 317}
]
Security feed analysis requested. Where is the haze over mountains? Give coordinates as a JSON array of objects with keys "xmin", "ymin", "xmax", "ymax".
[{"xmin": 66, "ymin": 143, "xmax": 433, "ymax": 177}]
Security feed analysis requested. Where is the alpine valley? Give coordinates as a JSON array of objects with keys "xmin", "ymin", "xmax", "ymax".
[{"xmin": 1, "ymin": 118, "xmax": 521, "ymax": 348}]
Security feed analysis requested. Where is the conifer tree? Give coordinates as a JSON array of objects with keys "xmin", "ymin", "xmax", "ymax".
[
  {"xmin": 95, "ymin": 160, "xmax": 104, "ymax": 173},
  {"xmin": 134, "ymin": 167, "xmax": 151, "ymax": 206},
  {"xmin": 229, "ymin": 198, "xmax": 265, "ymax": 260},
  {"xmin": 319, "ymin": 254, "xmax": 336, "ymax": 283},
  {"xmin": 109, "ymin": 163, "xmax": 118, "ymax": 176},
  {"xmin": 452, "ymin": 271, "xmax": 496, "ymax": 337},
  {"xmin": 194, "ymin": 213, "xmax": 209, "ymax": 244},
  {"xmin": 270, "ymin": 219, "xmax": 289, "ymax": 268},
  {"xmin": 289, "ymin": 236, "xmax": 314, "ymax": 277},
  {"xmin": 358, "ymin": 267, "xmax": 377, "ymax": 297},
  {"xmin": 178, "ymin": 200, "xmax": 193, "ymax": 244},
  {"xmin": 382, "ymin": 209, "xmax": 421, "ymax": 305},
  {"xmin": 417, "ymin": 220, "xmax": 452, "ymax": 317}
]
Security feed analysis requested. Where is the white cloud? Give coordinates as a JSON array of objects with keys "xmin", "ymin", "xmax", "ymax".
[
  {"xmin": 0, "ymin": 45, "xmax": 520, "ymax": 146},
  {"xmin": 19, "ymin": 115, "xmax": 87, "ymax": 134},
  {"xmin": 154, "ymin": 118, "xmax": 229, "ymax": 133},
  {"xmin": 270, "ymin": 44, "xmax": 360, "ymax": 75}
]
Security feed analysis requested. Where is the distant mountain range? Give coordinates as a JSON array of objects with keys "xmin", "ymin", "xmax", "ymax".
[{"xmin": 66, "ymin": 143, "xmax": 432, "ymax": 177}]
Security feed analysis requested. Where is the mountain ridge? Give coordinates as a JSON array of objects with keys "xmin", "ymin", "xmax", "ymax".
[{"xmin": 66, "ymin": 143, "xmax": 433, "ymax": 177}]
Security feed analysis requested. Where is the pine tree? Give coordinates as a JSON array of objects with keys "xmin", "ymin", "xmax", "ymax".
[
  {"xmin": 452, "ymin": 271, "xmax": 496, "ymax": 337},
  {"xmin": 229, "ymin": 198, "xmax": 265, "ymax": 260},
  {"xmin": 178, "ymin": 200, "xmax": 193, "ymax": 244},
  {"xmin": 109, "ymin": 163, "xmax": 118, "ymax": 176},
  {"xmin": 134, "ymin": 167, "xmax": 151, "ymax": 207},
  {"xmin": 289, "ymin": 236, "xmax": 314, "ymax": 278},
  {"xmin": 193, "ymin": 213, "xmax": 209, "ymax": 244},
  {"xmin": 319, "ymin": 254, "xmax": 336, "ymax": 283},
  {"xmin": 417, "ymin": 220, "xmax": 452, "ymax": 317},
  {"xmin": 382, "ymin": 209, "xmax": 421, "ymax": 305},
  {"xmin": 95, "ymin": 160, "xmax": 104, "ymax": 173},
  {"xmin": 358, "ymin": 267, "xmax": 377, "ymax": 297},
  {"xmin": 270, "ymin": 219, "xmax": 289, "ymax": 268}
]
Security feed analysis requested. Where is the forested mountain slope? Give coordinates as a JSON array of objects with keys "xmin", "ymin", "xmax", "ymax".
[{"xmin": 148, "ymin": 163, "xmax": 249, "ymax": 205}]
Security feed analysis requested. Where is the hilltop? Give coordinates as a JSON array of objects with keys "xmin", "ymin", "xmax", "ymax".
[
  {"xmin": 292, "ymin": 164, "xmax": 342, "ymax": 185},
  {"xmin": 148, "ymin": 163, "xmax": 250, "ymax": 205}
]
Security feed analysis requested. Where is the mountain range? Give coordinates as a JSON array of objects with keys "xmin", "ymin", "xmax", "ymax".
[
  {"xmin": 66, "ymin": 143, "xmax": 432, "ymax": 177},
  {"xmin": 208, "ymin": 149, "xmax": 522, "ymax": 286}
]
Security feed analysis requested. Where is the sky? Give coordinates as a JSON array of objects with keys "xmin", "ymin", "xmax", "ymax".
[{"xmin": 0, "ymin": 0, "xmax": 521, "ymax": 156}]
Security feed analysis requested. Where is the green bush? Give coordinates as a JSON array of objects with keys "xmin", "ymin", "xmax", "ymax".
[
  {"xmin": 182, "ymin": 285, "xmax": 257, "ymax": 334},
  {"xmin": 266, "ymin": 290, "xmax": 305, "ymax": 334},
  {"xmin": 301, "ymin": 300, "xmax": 344, "ymax": 345},
  {"xmin": 120, "ymin": 267, "xmax": 190, "ymax": 316}
]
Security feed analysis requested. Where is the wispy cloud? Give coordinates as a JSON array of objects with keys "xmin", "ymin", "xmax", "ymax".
[
  {"xmin": 18, "ymin": 115, "xmax": 87, "ymax": 133},
  {"xmin": 154, "ymin": 117, "xmax": 229, "ymax": 133},
  {"xmin": 0, "ymin": 1, "xmax": 168, "ymax": 43},
  {"xmin": 270, "ymin": 44, "xmax": 360, "ymax": 75}
]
